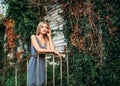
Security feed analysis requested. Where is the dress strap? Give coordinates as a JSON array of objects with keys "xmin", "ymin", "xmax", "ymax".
[{"xmin": 36, "ymin": 36, "xmax": 41, "ymax": 47}]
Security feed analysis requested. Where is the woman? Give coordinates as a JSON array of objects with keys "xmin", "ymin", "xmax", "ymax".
[{"xmin": 28, "ymin": 21, "xmax": 61, "ymax": 86}]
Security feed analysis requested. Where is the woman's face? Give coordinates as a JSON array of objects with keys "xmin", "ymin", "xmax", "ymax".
[{"xmin": 39, "ymin": 23, "xmax": 49, "ymax": 35}]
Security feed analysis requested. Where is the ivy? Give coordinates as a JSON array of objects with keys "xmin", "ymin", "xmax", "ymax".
[
  {"xmin": 0, "ymin": 0, "xmax": 120, "ymax": 85},
  {"xmin": 61, "ymin": 0, "xmax": 120, "ymax": 85}
]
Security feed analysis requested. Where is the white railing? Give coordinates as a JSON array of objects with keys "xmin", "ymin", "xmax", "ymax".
[{"xmin": 0, "ymin": 52, "xmax": 69, "ymax": 86}]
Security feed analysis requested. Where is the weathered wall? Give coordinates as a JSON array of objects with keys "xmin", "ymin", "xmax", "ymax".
[{"xmin": 44, "ymin": 3, "xmax": 67, "ymax": 52}]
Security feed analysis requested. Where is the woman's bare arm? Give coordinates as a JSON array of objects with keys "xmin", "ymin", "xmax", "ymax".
[
  {"xmin": 48, "ymin": 37, "xmax": 55, "ymax": 50},
  {"xmin": 31, "ymin": 35, "xmax": 53, "ymax": 53},
  {"xmin": 47, "ymin": 36, "xmax": 61, "ymax": 59}
]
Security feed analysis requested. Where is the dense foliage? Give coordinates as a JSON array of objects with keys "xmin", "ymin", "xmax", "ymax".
[
  {"xmin": 0, "ymin": 0, "xmax": 39, "ymax": 85},
  {"xmin": 61, "ymin": 0, "xmax": 120, "ymax": 85},
  {"xmin": 0, "ymin": 0, "xmax": 120, "ymax": 86}
]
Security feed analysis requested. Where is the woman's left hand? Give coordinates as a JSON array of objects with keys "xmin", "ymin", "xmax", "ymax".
[{"xmin": 53, "ymin": 50, "xmax": 61, "ymax": 60}]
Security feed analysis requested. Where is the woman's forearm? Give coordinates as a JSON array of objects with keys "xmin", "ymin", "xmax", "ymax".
[
  {"xmin": 37, "ymin": 48, "xmax": 54, "ymax": 54},
  {"xmin": 48, "ymin": 37, "xmax": 55, "ymax": 50}
]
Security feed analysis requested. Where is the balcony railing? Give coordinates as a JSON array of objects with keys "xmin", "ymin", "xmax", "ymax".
[{"xmin": 0, "ymin": 52, "xmax": 69, "ymax": 86}]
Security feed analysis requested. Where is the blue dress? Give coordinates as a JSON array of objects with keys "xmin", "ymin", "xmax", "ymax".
[{"xmin": 28, "ymin": 36, "xmax": 46, "ymax": 86}]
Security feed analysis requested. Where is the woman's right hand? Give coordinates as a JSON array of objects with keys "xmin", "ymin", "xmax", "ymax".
[{"xmin": 46, "ymin": 30, "xmax": 52, "ymax": 38}]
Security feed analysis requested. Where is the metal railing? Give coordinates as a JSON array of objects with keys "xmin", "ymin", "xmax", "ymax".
[{"xmin": 0, "ymin": 52, "xmax": 69, "ymax": 86}]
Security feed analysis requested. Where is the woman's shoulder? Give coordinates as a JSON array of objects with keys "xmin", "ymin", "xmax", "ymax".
[{"xmin": 31, "ymin": 35, "xmax": 36, "ymax": 39}]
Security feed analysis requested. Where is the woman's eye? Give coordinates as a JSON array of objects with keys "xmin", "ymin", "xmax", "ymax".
[{"xmin": 41, "ymin": 26, "xmax": 47, "ymax": 28}]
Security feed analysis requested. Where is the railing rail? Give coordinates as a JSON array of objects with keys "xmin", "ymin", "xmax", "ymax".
[{"xmin": 0, "ymin": 52, "xmax": 69, "ymax": 86}]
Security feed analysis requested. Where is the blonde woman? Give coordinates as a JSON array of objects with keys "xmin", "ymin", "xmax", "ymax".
[{"xmin": 28, "ymin": 21, "xmax": 61, "ymax": 86}]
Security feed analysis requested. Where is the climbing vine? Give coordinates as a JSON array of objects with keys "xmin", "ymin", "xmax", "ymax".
[
  {"xmin": 60, "ymin": 0, "xmax": 120, "ymax": 85},
  {"xmin": 0, "ymin": 0, "xmax": 120, "ymax": 85}
]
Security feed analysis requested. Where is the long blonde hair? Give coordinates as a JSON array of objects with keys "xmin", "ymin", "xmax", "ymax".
[{"xmin": 36, "ymin": 21, "xmax": 50, "ymax": 35}]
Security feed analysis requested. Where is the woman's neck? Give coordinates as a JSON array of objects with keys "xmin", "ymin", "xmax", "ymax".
[{"xmin": 38, "ymin": 34, "xmax": 45, "ymax": 39}]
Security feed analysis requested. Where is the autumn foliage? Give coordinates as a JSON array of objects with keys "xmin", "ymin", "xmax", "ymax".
[{"xmin": 2, "ymin": 19, "xmax": 23, "ymax": 61}]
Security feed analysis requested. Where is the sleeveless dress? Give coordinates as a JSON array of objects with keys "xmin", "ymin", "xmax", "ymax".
[{"xmin": 28, "ymin": 36, "xmax": 46, "ymax": 86}]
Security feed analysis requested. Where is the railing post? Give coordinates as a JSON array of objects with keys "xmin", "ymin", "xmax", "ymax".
[
  {"xmin": 45, "ymin": 54, "xmax": 48, "ymax": 86},
  {"xmin": 60, "ymin": 56, "xmax": 62, "ymax": 86},
  {"xmin": 2, "ymin": 69, "xmax": 5, "ymax": 86},
  {"xmin": 37, "ymin": 54, "xmax": 40, "ymax": 86},
  {"xmin": 15, "ymin": 65, "xmax": 17, "ymax": 86},
  {"xmin": 66, "ymin": 52, "xmax": 69, "ymax": 85},
  {"xmin": 52, "ymin": 54, "xmax": 55, "ymax": 86}
]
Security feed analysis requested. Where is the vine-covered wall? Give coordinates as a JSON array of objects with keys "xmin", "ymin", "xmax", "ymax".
[
  {"xmin": 0, "ymin": 0, "xmax": 120, "ymax": 85},
  {"xmin": 60, "ymin": 0, "xmax": 120, "ymax": 85}
]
